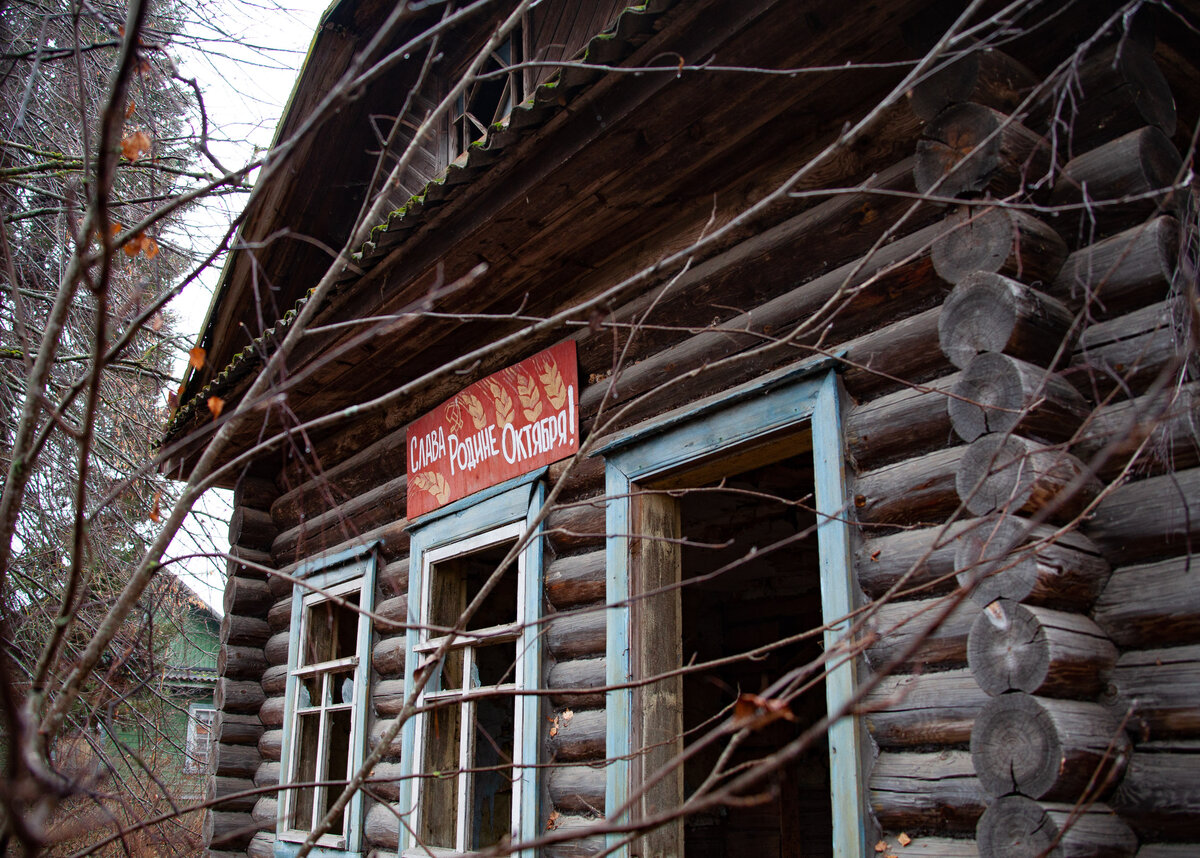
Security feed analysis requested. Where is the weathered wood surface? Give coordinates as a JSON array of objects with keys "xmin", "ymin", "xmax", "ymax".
[
  {"xmin": 221, "ymin": 612, "xmax": 272, "ymax": 648},
  {"xmin": 206, "ymin": 775, "xmax": 258, "ymax": 812},
  {"xmin": 548, "ymin": 764, "xmax": 606, "ymax": 814},
  {"xmin": 211, "ymin": 744, "xmax": 262, "ymax": 787},
  {"xmin": 267, "ymin": 596, "xmax": 291, "ymax": 631},
  {"xmin": 909, "ymin": 48, "xmax": 1037, "ymax": 121},
  {"xmin": 845, "ymin": 373, "xmax": 959, "ymax": 471},
  {"xmin": 1071, "ymin": 298, "xmax": 1191, "ymax": 399},
  {"xmin": 373, "ymin": 678, "xmax": 405, "ymax": 717},
  {"xmin": 874, "ymin": 838, "xmax": 979, "ymax": 857},
  {"xmin": 549, "ymin": 708, "xmax": 606, "ymax": 761},
  {"xmin": 264, "ymin": 631, "xmax": 290, "ymax": 666},
  {"xmin": 253, "ymin": 760, "xmax": 280, "ymax": 788},
  {"xmin": 204, "ymin": 810, "xmax": 265, "ymax": 850},
  {"xmin": 970, "ymin": 693, "xmax": 1128, "ymax": 801},
  {"xmin": 869, "ymin": 750, "xmax": 986, "ymax": 833},
  {"xmin": 374, "ymin": 594, "xmax": 407, "ymax": 632},
  {"xmin": 251, "ymin": 796, "xmax": 277, "ymax": 827},
  {"xmin": 915, "ymin": 104, "xmax": 1050, "ymax": 200},
  {"xmin": 543, "ymin": 814, "xmax": 606, "ymax": 858},
  {"xmin": 234, "ymin": 475, "xmax": 279, "ymax": 512},
  {"xmin": 213, "ymin": 712, "xmax": 265, "ymax": 747},
  {"xmin": 1050, "ymin": 216, "xmax": 1178, "ymax": 317},
  {"xmin": 976, "ymin": 796, "xmax": 1137, "ymax": 858},
  {"xmin": 1074, "ymin": 381, "xmax": 1200, "ymax": 479},
  {"xmin": 257, "ymin": 728, "xmax": 283, "ymax": 762},
  {"xmin": 968, "ymin": 601, "xmax": 1116, "ymax": 698},
  {"xmin": 1112, "ymin": 752, "xmax": 1200, "ymax": 840},
  {"xmin": 261, "ymin": 663, "xmax": 287, "ymax": 696},
  {"xmin": 956, "ymin": 435, "xmax": 1100, "ymax": 521},
  {"xmin": 273, "ymin": 517, "xmax": 410, "ymax": 577},
  {"xmin": 223, "ymin": 576, "xmax": 273, "ymax": 618},
  {"xmin": 854, "ymin": 446, "xmax": 966, "ymax": 527},
  {"xmin": 378, "ymin": 557, "xmax": 408, "ymax": 598},
  {"xmin": 546, "ymin": 607, "xmax": 607, "ymax": 660},
  {"xmin": 1063, "ymin": 40, "xmax": 1176, "ymax": 150},
  {"xmin": 546, "ymin": 502, "xmax": 606, "ymax": 555},
  {"xmin": 1086, "ymin": 466, "xmax": 1200, "ymax": 565},
  {"xmin": 931, "ymin": 209, "xmax": 1067, "ymax": 290},
  {"xmin": 1051, "ymin": 126, "xmax": 1183, "ymax": 237},
  {"xmin": 227, "ymin": 546, "xmax": 274, "ymax": 581},
  {"xmin": 258, "ymin": 696, "xmax": 285, "ymax": 729},
  {"xmin": 857, "ymin": 520, "xmax": 977, "ymax": 600},
  {"xmin": 948, "ymin": 353, "xmax": 1089, "ymax": 444},
  {"xmin": 271, "ymin": 474, "xmax": 407, "ymax": 566},
  {"xmin": 372, "ymin": 635, "xmax": 406, "ymax": 677},
  {"xmin": 546, "ymin": 550, "xmax": 607, "ymax": 609},
  {"xmin": 1136, "ymin": 846, "xmax": 1200, "ymax": 858},
  {"xmin": 1094, "ymin": 556, "xmax": 1200, "ymax": 650},
  {"xmin": 953, "ymin": 515, "xmax": 1109, "ymax": 609},
  {"xmin": 229, "ymin": 507, "xmax": 277, "ymax": 552},
  {"xmin": 866, "ymin": 596, "xmax": 981, "ymax": 672},
  {"xmin": 840, "ymin": 305, "xmax": 955, "ymax": 399},
  {"xmin": 547, "ymin": 455, "xmax": 606, "ymax": 503},
  {"xmin": 364, "ymin": 761, "xmax": 403, "ymax": 801},
  {"xmin": 215, "ymin": 678, "xmax": 267, "ymax": 715},
  {"xmin": 247, "ymin": 832, "xmax": 276, "ymax": 858},
  {"xmin": 364, "ymin": 801, "xmax": 401, "ymax": 849},
  {"xmin": 863, "ymin": 669, "xmax": 989, "ymax": 749},
  {"xmin": 549, "ymin": 657, "xmax": 606, "ymax": 708},
  {"xmin": 218, "ymin": 644, "xmax": 268, "ymax": 681},
  {"xmin": 274, "ymin": 429, "xmax": 408, "ymax": 528},
  {"xmin": 1109, "ymin": 645, "xmax": 1200, "ymax": 742},
  {"xmin": 368, "ymin": 718, "xmax": 404, "ymax": 758}
]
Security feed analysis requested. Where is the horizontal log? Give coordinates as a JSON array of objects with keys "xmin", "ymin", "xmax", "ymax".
[
  {"xmin": 253, "ymin": 760, "xmax": 280, "ymax": 788},
  {"xmin": 841, "ymin": 306, "xmax": 954, "ymax": 400},
  {"xmin": 261, "ymin": 664, "xmax": 287, "ymax": 696},
  {"xmin": 549, "ymin": 708, "xmax": 606, "ymax": 762},
  {"xmin": 259, "ymin": 696, "xmax": 284, "ymax": 728},
  {"xmin": 909, "ymin": 47, "xmax": 1037, "ymax": 121},
  {"xmin": 374, "ymin": 678, "xmax": 405, "ymax": 717},
  {"xmin": 1051, "ymin": 126, "xmax": 1183, "ymax": 238},
  {"xmin": 267, "ymin": 596, "xmax": 291, "ymax": 631},
  {"xmin": 549, "ymin": 658, "xmax": 606, "ymax": 708},
  {"xmin": 931, "ymin": 207, "xmax": 1067, "ymax": 290},
  {"xmin": 1093, "ymin": 556, "xmax": 1200, "ymax": 649},
  {"xmin": 271, "ymin": 474, "xmax": 407, "ymax": 567},
  {"xmin": 1050, "ymin": 216, "xmax": 1178, "ymax": 317},
  {"xmin": 968, "ymin": 601, "xmax": 1116, "ymax": 698},
  {"xmin": 1111, "ymin": 752, "xmax": 1200, "ymax": 841},
  {"xmin": 251, "ymin": 796, "xmax": 277, "ymax": 827},
  {"xmin": 546, "ymin": 502, "xmax": 606, "ymax": 555},
  {"xmin": 229, "ymin": 507, "xmax": 277, "ymax": 552},
  {"xmin": 218, "ymin": 644, "xmax": 268, "ymax": 681},
  {"xmin": 970, "ymin": 693, "xmax": 1128, "ymax": 801},
  {"xmin": 205, "ymin": 810, "xmax": 264, "ymax": 850},
  {"xmin": 853, "ymin": 446, "xmax": 967, "ymax": 527},
  {"xmin": 374, "ymin": 595, "xmax": 407, "ymax": 636},
  {"xmin": 547, "ymin": 454, "xmax": 606, "ymax": 502},
  {"xmin": 873, "ymin": 838, "xmax": 979, "ymax": 857},
  {"xmin": 914, "ymin": 103, "xmax": 1050, "ymax": 200},
  {"xmin": 544, "ymin": 814, "xmax": 606, "ymax": 858},
  {"xmin": 221, "ymin": 612, "xmax": 271, "ymax": 648},
  {"xmin": 264, "ymin": 631, "xmax": 290, "ymax": 666},
  {"xmin": 224, "ymin": 576, "xmax": 273, "ymax": 619},
  {"xmin": 1066, "ymin": 40, "xmax": 1176, "ymax": 149},
  {"xmin": 856, "ymin": 519, "xmax": 978, "ymax": 600},
  {"xmin": 953, "ymin": 515, "xmax": 1110, "ymax": 609},
  {"xmin": 368, "ymin": 718, "xmax": 404, "ymax": 759},
  {"xmin": 234, "ymin": 475, "xmax": 278, "ymax": 512},
  {"xmin": 546, "ymin": 608, "xmax": 607, "ymax": 661},
  {"xmin": 273, "ymin": 517, "xmax": 410, "ymax": 575},
  {"xmin": 378, "ymin": 557, "xmax": 408, "ymax": 598},
  {"xmin": 845, "ymin": 373, "xmax": 959, "ymax": 471},
  {"xmin": 227, "ymin": 546, "xmax": 273, "ymax": 581},
  {"xmin": 976, "ymin": 796, "xmax": 1136, "ymax": 858},
  {"xmin": 258, "ymin": 728, "xmax": 283, "ymax": 762},
  {"xmin": 869, "ymin": 750, "xmax": 985, "ymax": 834},
  {"xmin": 216, "ymin": 678, "xmax": 266, "ymax": 715},
  {"xmin": 863, "ymin": 669, "xmax": 989, "ymax": 749},
  {"xmin": 546, "ymin": 550, "xmax": 606, "ymax": 610},
  {"xmin": 206, "ymin": 776, "xmax": 257, "ymax": 812},
  {"xmin": 372, "ymin": 635, "xmax": 406, "ymax": 677},
  {"xmin": 211, "ymin": 741, "xmax": 262, "ymax": 780},
  {"xmin": 1071, "ymin": 298, "xmax": 1190, "ymax": 398},
  {"xmin": 1074, "ymin": 381, "xmax": 1200, "ymax": 480},
  {"xmin": 1136, "ymin": 846, "xmax": 1200, "ymax": 858},
  {"xmin": 1109, "ymin": 645, "xmax": 1200, "ymax": 742},
  {"xmin": 949, "ymin": 353, "xmax": 1090, "ymax": 444},
  {"xmin": 247, "ymin": 831, "xmax": 276, "ymax": 858},
  {"xmin": 956, "ymin": 435, "xmax": 1100, "ymax": 521},
  {"xmin": 1086, "ymin": 466, "xmax": 1200, "ymax": 565},
  {"xmin": 866, "ymin": 596, "xmax": 981, "ymax": 672},
  {"xmin": 365, "ymin": 761, "xmax": 403, "ymax": 801},
  {"xmin": 364, "ymin": 800, "xmax": 401, "ymax": 849},
  {"xmin": 548, "ymin": 764, "xmax": 606, "ymax": 814},
  {"xmin": 212, "ymin": 712, "xmax": 264, "ymax": 747}
]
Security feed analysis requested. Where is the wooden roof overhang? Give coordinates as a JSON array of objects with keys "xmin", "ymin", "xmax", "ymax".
[{"xmin": 163, "ymin": 0, "xmax": 1200, "ymax": 487}]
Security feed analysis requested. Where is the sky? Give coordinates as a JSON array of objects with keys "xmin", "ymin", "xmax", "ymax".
[{"xmin": 164, "ymin": 0, "xmax": 330, "ymax": 612}]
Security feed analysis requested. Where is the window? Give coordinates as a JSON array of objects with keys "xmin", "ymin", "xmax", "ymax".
[
  {"xmin": 185, "ymin": 703, "xmax": 216, "ymax": 774},
  {"xmin": 278, "ymin": 546, "xmax": 378, "ymax": 856},
  {"xmin": 598, "ymin": 363, "xmax": 867, "ymax": 858},
  {"xmin": 399, "ymin": 474, "xmax": 545, "ymax": 857}
]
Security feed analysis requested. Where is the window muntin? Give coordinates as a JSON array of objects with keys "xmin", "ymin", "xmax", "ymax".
[
  {"xmin": 278, "ymin": 552, "xmax": 376, "ymax": 856},
  {"xmin": 410, "ymin": 523, "xmax": 527, "ymax": 854}
]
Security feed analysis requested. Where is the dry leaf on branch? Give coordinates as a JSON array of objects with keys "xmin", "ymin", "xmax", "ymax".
[
  {"xmin": 207, "ymin": 396, "xmax": 224, "ymax": 419},
  {"xmin": 148, "ymin": 489, "xmax": 161, "ymax": 523},
  {"xmin": 188, "ymin": 346, "xmax": 205, "ymax": 370}
]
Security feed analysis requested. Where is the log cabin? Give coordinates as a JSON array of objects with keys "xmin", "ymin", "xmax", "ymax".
[{"xmin": 161, "ymin": 1, "xmax": 1200, "ymax": 856}]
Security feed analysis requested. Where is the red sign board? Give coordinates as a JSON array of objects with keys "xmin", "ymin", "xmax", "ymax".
[{"xmin": 406, "ymin": 342, "xmax": 579, "ymax": 519}]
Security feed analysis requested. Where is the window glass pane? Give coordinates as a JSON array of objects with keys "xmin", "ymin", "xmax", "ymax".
[
  {"xmin": 323, "ymin": 709, "xmax": 353, "ymax": 836},
  {"xmin": 474, "ymin": 640, "xmax": 516, "ymax": 688},
  {"xmin": 291, "ymin": 712, "xmax": 320, "ymax": 829},
  {"xmin": 429, "ymin": 540, "xmax": 518, "ymax": 632},
  {"xmin": 304, "ymin": 595, "xmax": 360, "ymax": 666},
  {"xmin": 298, "ymin": 675, "xmax": 320, "ymax": 709},
  {"xmin": 439, "ymin": 648, "xmax": 464, "ymax": 694},
  {"xmin": 470, "ymin": 695, "xmax": 514, "ymax": 849},
  {"xmin": 331, "ymin": 669, "xmax": 356, "ymax": 705},
  {"xmin": 419, "ymin": 703, "xmax": 461, "ymax": 849}
]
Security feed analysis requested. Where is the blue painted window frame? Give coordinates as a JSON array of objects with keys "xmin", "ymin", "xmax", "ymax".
[
  {"xmin": 397, "ymin": 470, "xmax": 546, "ymax": 856},
  {"xmin": 276, "ymin": 542, "xmax": 380, "ymax": 858},
  {"xmin": 596, "ymin": 360, "xmax": 867, "ymax": 858}
]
